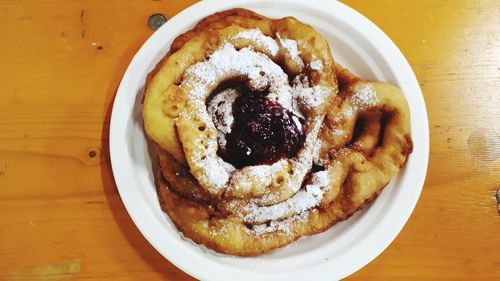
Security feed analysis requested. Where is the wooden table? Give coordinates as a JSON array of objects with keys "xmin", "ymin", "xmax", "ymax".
[{"xmin": 1, "ymin": 0, "xmax": 499, "ymax": 280}]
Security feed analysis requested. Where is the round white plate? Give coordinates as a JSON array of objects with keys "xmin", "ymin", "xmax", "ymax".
[{"xmin": 109, "ymin": 0, "xmax": 429, "ymax": 280}]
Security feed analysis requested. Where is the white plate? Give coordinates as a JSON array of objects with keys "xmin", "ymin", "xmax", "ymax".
[{"xmin": 109, "ymin": 0, "xmax": 429, "ymax": 280}]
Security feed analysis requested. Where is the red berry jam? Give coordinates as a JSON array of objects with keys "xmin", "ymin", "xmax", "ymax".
[{"xmin": 220, "ymin": 89, "xmax": 305, "ymax": 168}]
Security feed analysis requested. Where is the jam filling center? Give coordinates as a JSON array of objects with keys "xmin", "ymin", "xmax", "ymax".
[{"xmin": 215, "ymin": 86, "xmax": 306, "ymax": 168}]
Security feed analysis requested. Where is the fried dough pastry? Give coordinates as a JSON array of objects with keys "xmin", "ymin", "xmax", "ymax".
[
  {"xmin": 143, "ymin": 8, "xmax": 413, "ymax": 256},
  {"xmin": 144, "ymin": 8, "xmax": 337, "ymax": 205}
]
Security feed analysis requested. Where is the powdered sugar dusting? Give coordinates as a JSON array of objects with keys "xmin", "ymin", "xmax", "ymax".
[
  {"xmin": 243, "ymin": 170, "xmax": 330, "ymax": 224},
  {"xmin": 313, "ymin": 138, "xmax": 324, "ymax": 165},
  {"xmin": 278, "ymin": 34, "xmax": 305, "ymax": 69},
  {"xmin": 244, "ymin": 168, "xmax": 330, "ymax": 235},
  {"xmin": 181, "ymin": 43, "xmax": 290, "ymax": 189},
  {"xmin": 209, "ymin": 224, "xmax": 228, "ymax": 237},
  {"xmin": 291, "ymin": 75, "xmax": 330, "ymax": 109},
  {"xmin": 183, "ymin": 43, "xmax": 288, "ymax": 100},
  {"xmin": 267, "ymin": 84, "xmax": 296, "ymax": 116},
  {"xmin": 248, "ymin": 210, "xmax": 310, "ymax": 236},
  {"xmin": 229, "ymin": 159, "xmax": 287, "ymax": 192},
  {"xmin": 250, "ymin": 118, "xmax": 323, "ymax": 205},
  {"xmin": 351, "ymin": 85, "xmax": 378, "ymax": 108},
  {"xmin": 232, "ymin": 29, "xmax": 279, "ymax": 56},
  {"xmin": 178, "ymin": 41, "xmax": 332, "ymax": 206},
  {"xmin": 334, "ymin": 106, "xmax": 354, "ymax": 123},
  {"xmin": 252, "ymin": 117, "xmax": 321, "ymax": 207},
  {"xmin": 194, "ymin": 150, "xmax": 234, "ymax": 189},
  {"xmin": 332, "ymin": 129, "xmax": 345, "ymax": 137},
  {"xmin": 185, "ymin": 106, "xmax": 235, "ymax": 190},
  {"xmin": 310, "ymin": 60, "xmax": 324, "ymax": 71},
  {"xmin": 207, "ymin": 88, "xmax": 239, "ymax": 149}
]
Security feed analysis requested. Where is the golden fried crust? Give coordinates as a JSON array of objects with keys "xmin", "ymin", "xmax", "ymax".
[
  {"xmin": 157, "ymin": 146, "xmax": 212, "ymax": 204},
  {"xmin": 145, "ymin": 9, "xmax": 266, "ymax": 87},
  {"xmin": 154, "ymin": 66, "xmax": 413, "ymax": 256},
  {"xmin": 143, "ymin": 8, "xmax": 281, "ymax": 165},
  {"xmin": 156, "ymin": 170, "xmax": 384, "ymax": 256},
  {"xmin": 143, "ymin": 8, "xmax": 337, "ymax": 201},
  {"xmin": 145, "ymin": 8, "xmax": 413, "ymax": 256}
]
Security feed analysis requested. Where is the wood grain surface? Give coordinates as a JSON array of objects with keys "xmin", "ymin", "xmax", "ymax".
[{"xmin": 0, "ymin": 0, "xmax": 499, "ymax": 280}]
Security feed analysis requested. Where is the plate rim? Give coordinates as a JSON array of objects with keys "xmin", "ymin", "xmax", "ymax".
[{"xmin": 109, "ymin": 0, "xmax": 429, "ymax": 280}]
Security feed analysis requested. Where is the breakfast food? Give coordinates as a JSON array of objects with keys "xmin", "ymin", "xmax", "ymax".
[{"xmin": 143, "ymin": 8, "xmax": 413, "ymax": 256}]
